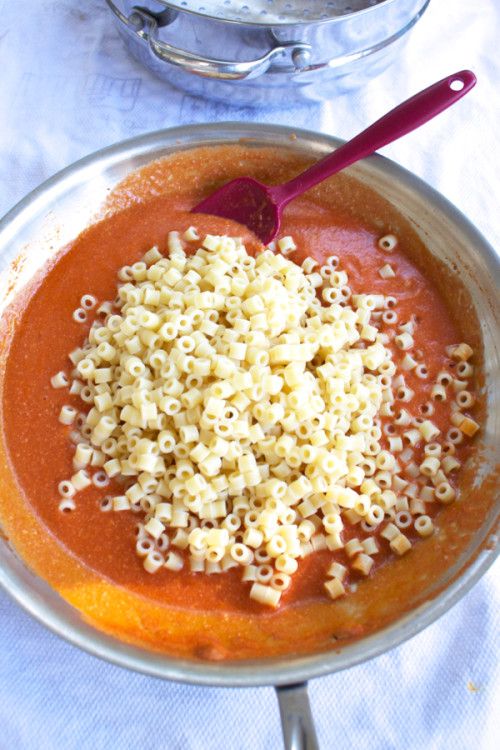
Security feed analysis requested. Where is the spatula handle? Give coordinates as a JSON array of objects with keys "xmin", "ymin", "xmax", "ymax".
[{"xmin": 272, "ymin": 70, "xmax": 476, "ymax": 206}]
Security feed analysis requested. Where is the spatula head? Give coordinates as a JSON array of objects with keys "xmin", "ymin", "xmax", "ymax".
[{"xmin": 192, "ymin": 177, "xmax": 281, "ymax": 244}]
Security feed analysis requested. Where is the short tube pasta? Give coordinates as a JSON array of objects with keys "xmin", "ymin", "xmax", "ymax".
[{"xmin": 50, "ymin": 231, "xmax": 479, "ymax": 607}]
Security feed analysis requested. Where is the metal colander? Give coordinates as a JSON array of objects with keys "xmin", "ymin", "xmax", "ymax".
[
  {"xmin": 163, "ymin": 0, "xmax": 384, "ymax": 24},
  {"xmin": 106, "ymin": 0, "xmax": 430, "ymax": 104}
]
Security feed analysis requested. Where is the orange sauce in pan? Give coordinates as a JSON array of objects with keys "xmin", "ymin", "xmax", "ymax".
[{"xmin": 0, "ymin": 146, "xmax": 491, "ymax": 660}]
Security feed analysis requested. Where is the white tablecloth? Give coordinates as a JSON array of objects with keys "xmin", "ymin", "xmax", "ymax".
[{"xmin": 0, "ymin": 2, "xmax": 498, "ymax": 748}]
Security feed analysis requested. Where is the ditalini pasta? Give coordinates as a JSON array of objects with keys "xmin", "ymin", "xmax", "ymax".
[{"xmin": 51, "ymin": 232, "xmax": 479, "ymax": 608}]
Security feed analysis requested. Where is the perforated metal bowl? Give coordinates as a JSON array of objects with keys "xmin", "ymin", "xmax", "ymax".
[{"xmin": 105, "ymin": 0, "xmax": 431, "ymax": 105}]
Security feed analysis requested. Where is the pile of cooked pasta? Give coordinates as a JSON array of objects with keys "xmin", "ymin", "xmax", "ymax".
[{"xmin": 51, "ymin": 230, "xmax": 478, "ymax": 608}]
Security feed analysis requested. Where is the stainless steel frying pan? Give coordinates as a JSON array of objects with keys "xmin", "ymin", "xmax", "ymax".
[{"xmin": 0, "ymin": 123, "xmax": 498, "ymax": 750}]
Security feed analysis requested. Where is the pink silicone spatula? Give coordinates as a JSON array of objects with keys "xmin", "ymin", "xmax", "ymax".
[{"xmin": 193, "ymin": 70, "xmax": 476, "ymax": 243}]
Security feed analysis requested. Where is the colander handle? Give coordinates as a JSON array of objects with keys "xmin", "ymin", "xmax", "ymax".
[
  {"xmin": 276, "ymin": 683, "xmax": 319, "ymax": 750},
  {"xmin": 106, "ymin": 1, "xmax": 311, "ymax": 81}
]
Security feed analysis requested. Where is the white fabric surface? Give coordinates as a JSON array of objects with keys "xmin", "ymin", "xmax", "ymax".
[{"xmin": 0, "ymin": 1, "xmax": 498, "ymax": 748}]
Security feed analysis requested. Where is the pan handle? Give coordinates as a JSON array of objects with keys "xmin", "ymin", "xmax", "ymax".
[{"xmin": 276, "ymin": 682, "xmax": 319, "ymax": 750}]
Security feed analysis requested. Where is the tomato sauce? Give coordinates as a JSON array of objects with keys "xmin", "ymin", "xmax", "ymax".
[{"xmin": 0, "ymin": 146, "xmax": 487, "ymax": 660}]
